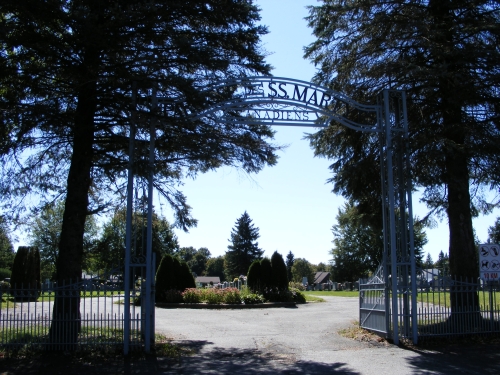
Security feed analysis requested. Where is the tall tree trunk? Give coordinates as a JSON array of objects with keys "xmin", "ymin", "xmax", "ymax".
[{"xmin": 49, "ymin": 47, "xmax": 98, "ymax": 349}]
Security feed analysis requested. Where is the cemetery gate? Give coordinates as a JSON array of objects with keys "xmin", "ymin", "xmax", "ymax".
[{"xmin": 126, "ymin": 76, "xmax": 416, "ymax": 352}]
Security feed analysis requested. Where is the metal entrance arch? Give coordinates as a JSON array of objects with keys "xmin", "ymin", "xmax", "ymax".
[{"xmin": 124, "ymin": 76, "xmax": 418, "ymax": 351}]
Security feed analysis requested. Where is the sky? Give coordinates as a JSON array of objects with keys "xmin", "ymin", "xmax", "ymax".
[
  {"xmin": 165, "ymin": 0, "xmax": 500, "ymax": 265},
  {"xmin": 12, "ymin": 1, "xmax": 500, "ymax": 266}
]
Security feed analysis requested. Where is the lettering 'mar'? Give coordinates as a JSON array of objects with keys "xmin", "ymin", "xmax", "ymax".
[{"xmin": 192, "ymin": 76, "xmax": 380, "ymax": 132}]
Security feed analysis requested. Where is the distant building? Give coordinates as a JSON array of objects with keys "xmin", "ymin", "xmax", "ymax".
[
  {"xmin": 195, "ymin": 276, "xmax": 221, "ymax": 287},
  {"xmin": 314, "ymin": 272, "xmax": 331, "ymax": 285}
]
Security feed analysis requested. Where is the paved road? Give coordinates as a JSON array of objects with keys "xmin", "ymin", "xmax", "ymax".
[{"xmin": 154, "ymin": 296, "xmax": 500, "ymax": 374}]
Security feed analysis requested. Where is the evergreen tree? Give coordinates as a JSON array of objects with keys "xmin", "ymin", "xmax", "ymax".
[
  {"xmin": 423, "ymin": 253, "xmax": 434, "ymax": 270},
  {"xmin": 330, "ymin": 201, "xmax": 427, "ymax": 282},
  {"xmin": 285, "ymin": 251, "xmax": 295, "ymax": 284},
  {"xmin": 305, "ymin": 1, "xmax": 500, "ymax": 313},
  {"xmin": 1, "ymin": 0, "xmax": 277, "ymax": 346},
  {"xmin": 488, "ymin": 217, "xmax": 500, "ymax": 244},
  {"xmin": 10, "ymin": 246, "xmax": 41, "ymax": 301},
  {"xmin": 0, "ymin": 217, "xmax": 14, "ymax": 271},
  {"xmin": 259, "ymin": 257, "xmax": 272, "ymax": 292},
  {"xmin": 224, "ymin": 212, "xmax": 264, "ymax": 280},
  {"xmin": 435, "ymin": 251, "xmax": 450, "ymax": 277},
  {"xmin": 270, "ymin": 251, "xmax": 288, "ymax": 291}
]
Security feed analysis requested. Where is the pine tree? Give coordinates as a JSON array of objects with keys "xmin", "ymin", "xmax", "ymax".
[
  {"xmin": 488, "ymin": 217, "xmax": 500, "ymax": 244},
  {"xmin": 224, "ymin": 212, "xmax": 264, "ymax": 280},
  {"xmin": 305, "ymin": 0, "xmax": 500, "ymax": 314},
  {"xmin": 423, "ymin": 253, "xmax": 434, "ymax": 270},
  {"xmin": 1, "ymin": 0, "xmax": 277, "ymax": 347}
]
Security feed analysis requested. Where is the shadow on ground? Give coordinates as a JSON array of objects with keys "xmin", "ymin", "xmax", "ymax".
[
  {"xmin": 155, "ymin": 341, "xmax": 360, "ymax": 374},
  {"xmin": 402, "ymin": 342, "xmax": 500, "ymax": 375},
  {"xmin": 0, "ymin": 340, "xmax": 361, "ymax": 375}
]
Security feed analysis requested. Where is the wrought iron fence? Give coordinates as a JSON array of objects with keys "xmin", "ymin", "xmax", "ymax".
[
  {"xmin": 360, "ymin": 267, "xmax": 500, "ymax": 341},
  {"xmin": 410, "ymin": 276, "xmax": 500, "ymax": 338},
  {"xmin": 0, "ymin": 279, "xmax": 144, "ymax": 350}
]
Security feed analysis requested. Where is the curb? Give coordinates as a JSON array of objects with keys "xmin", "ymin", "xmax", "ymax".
[{"xmin": 156, "ymin": 302, "xmax": 297, "ymax": 309}]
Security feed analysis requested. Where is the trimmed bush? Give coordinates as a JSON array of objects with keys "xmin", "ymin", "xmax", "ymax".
[
  {"xmin": 260, "ymin": 257, "xmax": 272, "ymax": 292},
  {"xmin": 156, "ymin": 254, "xmax": 175, "ymax": 302},
  {"xmin": 271, "ymin": 251, "xmax": 288, "ymax": 291},
  {"xmin": 163, "ymin": 289, "xmax": 183, "ymax": 303},
  {"xmin": 177, "ymin": 260, "xmax": 196, "ymax": 291},
  {"xmin": 10, "ymin": 246, "xmax": 41, "ymax": 301},
  {"xmin": 247, "ymin": 260, "xmax": 262, "ymax": 293},
  {"xmin": 155, "ymin": 255, "xmax": 196, "ymax": 302}
]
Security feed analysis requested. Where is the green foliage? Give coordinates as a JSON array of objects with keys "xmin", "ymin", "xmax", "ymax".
[
  {"xmin": 304, "ymin": 1, "xmax": 500, "ymax": 280},
  {"xmin": 246, "ymin": 260, "xmax": 262, "ymax": 294},
  {"xmin": 289, "ymin": 288, "xmax": 306, "ymax": 304},
  {"xmin": 155, "ymin": 254, "xmax": 195, "ymax": 302},
  {"xmin": 423, "ymin": 253, "xmax": 434, "ymax": 270},
  {"xmin": 221, "ymin": 288, "xmax": 242, "ymax": 304},
  {"xmin": 0, "ymin": 268, "xmax": 11, "ymax": 281},
  {"xmin": 488, "ymin": 217, "xmax": 500, "ymax": 244},
  {"xmin": 270, "ymin": 251, "xmax": 288, "ymax": 291},
  {"xmin": 224, "ymin": 212, "xmax": 264, "ymax": 280},
  {"xmin": 178, "ymin": 247, "xmax": 211, "ymax": 276},
  {"xmin": 1, "ymin": 0, "xmax": 278, "ymax": 289},
  {"xmin": 181, "ymin": 288, "xmax": 203, "ymax": 304},
  {"xmin": 241, "ymin": 293, "xmax": 266, "ymax": 305},
  {"xmin": 205, "ymin": 256, "xmax": 226, "ymax": 281},
  {"xmin": 259, "ymin": 257, "xmax": 272, "ymax": 292},
  {"xmin": 178, "ymin": 261, "xmax": 196, "ymax": 291},
  {"xmin": 155, "ymin": 255, "xmax": 175, "ymax": 302},
  {"xmin": 435, "ymin": 251, "xmax": 450, "ymax": 277},
  {"xmin": 330, "ymin": 201, "xmax": 427, "ymax": 282},
  {"xmin": 291, "ymin": 258, "xmax": 315, "ymax": 285},
  {"xmin": 285, "ymin": 251, "xmax": 295, "ymax": 284},
  {"xmin": 288, "ymin": 281, "xmax": 306, "ymax": 291},
  {"xmin": 29, "ymin": 200, "xmax": 98, "ymax": 279},
  {"xmin": 0, "ymin": 217, "xmax": 14, "ymax": 271},
  {"xmin": 10, "ymin": 246, "xmax": 41, "ymax": 301},
  {"xmin": 94, "ymin": 209, "xmax": 178, "ymax": 275}
]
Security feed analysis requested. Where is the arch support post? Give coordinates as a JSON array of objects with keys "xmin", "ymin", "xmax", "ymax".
[{"xmin": 379, "ymin": 90, "xmax": 417, "ymax": 345}]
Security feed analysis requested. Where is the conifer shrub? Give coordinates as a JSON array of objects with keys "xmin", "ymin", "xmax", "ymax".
[
  {"xmin": 271, "ymin": 251, "xmax": 288, "ymax": 291},
  {"xmin": 10, "ymin": 246, "xmax": 41, "ymax": 301},
  {"xmin": 259, "ymin": 257, "xmax": 272, "ymax": 292},
  {"xmin": 155, "ymin": 254, "xmax": 175, "ymax": 302},
  {"xmin": 156, "ymin": 255, "xmax": 196, "ymax": 302},
  {"xmin": 247, "ymin": 260, "xmax": 262, "ymax": 293},
  {"xmin": 177, "ymin": 260, "xmax": 196, "ymax": 291}
]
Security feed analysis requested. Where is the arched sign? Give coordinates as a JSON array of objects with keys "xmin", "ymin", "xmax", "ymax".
[
  {"xmin": 156, "ymin": 76, "xmax": 380, "ymax": 132},
  {"xmin": 125, "ymin": 76, "xmax": 418, "ymax": 351}
]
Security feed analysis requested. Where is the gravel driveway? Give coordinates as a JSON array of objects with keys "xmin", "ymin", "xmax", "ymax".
[{"xmin": 154, "ymin": 296, "xmax": 500, "ymax": 374}]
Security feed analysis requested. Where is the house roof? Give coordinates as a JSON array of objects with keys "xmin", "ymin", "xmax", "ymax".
[
  {"xmin": 314, "ymin": 272, "xmax": 330, "ymax": 284},
  {"xmin": 195, "ymin": 276, "xmax": 221, "ymax": 284}
]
